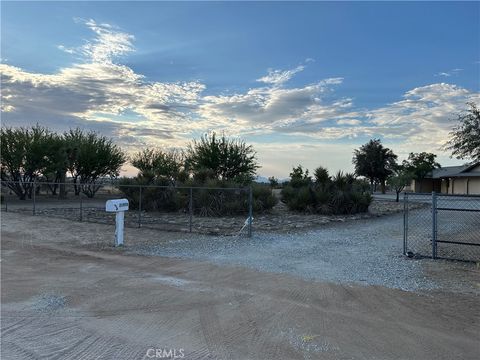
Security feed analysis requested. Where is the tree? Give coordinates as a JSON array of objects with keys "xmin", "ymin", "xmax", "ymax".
[
  {"xmin": 131, "ymin": 148, "xmax": 183, "ymax": 184},
  {"xmin": 352, "ymin": 139, "xmax": 398, "ymax": 194},
  {"xmin": 387, "ymin": 166, "xmax": 413, "ymax": 202},
  {"xmin": 185, "ymin": 132, "xmax": 259, "ymax": 184},
  {"xmin": 41, "ymin": 133, "xmax": 68, "ymax": 197},
  {"xmin": 403, "ymin": 152, "xmax": 440, "ymax": 193},
  {"xmin": 268, "ymin": 176, "xmax": 279, "ymax": 188},
  {"xmin": 0, "ymin": 125, "xmax": 55, "ymax": 200},
  {"xmin": 445, "ymin": 102, "xmax": 480, "ymax": 163},
  {"xmin": 64, "ymin": 129, "xmax": 126, "ymax": 197},
  {"xmin": 313, "ymin": 166, "xmax": 330, "ymax": 189},
  {"xmin": 289, "ymin": 165, "xmax": 311, "ymax": 188}
]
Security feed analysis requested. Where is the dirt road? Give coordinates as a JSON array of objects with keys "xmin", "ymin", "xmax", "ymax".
[{"xmin": 1, "ymin": 212, "xmax": 479, "ymax": 359}]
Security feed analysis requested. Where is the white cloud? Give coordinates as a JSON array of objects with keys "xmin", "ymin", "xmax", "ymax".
[
  {"xmin": 1, "ymin": 19, "xmax": 205, "ymax": 147},
  {"xmin": 366, "ymin": 83, "xmax": 479, "ymax": 155},
  {"xmin": 2, "ymin": 19, "xmax": 479, "ymax": 177},
  {"xmin": 57, "ymin": 45, "xmax": 75, "ymax": 54},
  {"xmin": 434, "ymin": 68, "xmax": 463, "ymax": 77},
  {"xmin": 256, "ymin": 65, "xmax": 305, "ymax": 86},
  {"xmin": 199, "ymin": 68, "xmax": 347, "ymax": 135}
]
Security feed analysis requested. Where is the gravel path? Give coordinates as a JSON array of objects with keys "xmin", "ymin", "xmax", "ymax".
[{"xmin": 130, "ymin": 212, "xmax": 478, "ymax": 293}]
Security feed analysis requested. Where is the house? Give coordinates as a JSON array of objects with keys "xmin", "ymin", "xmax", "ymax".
[{"xmin": 409, "ymin": 162, "xmax": 480, "ymax": 194}]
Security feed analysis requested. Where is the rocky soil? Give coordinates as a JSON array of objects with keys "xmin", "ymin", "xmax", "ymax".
[{"xmin": 6, "ymin": 196, "xmax": 426, "ymax": 235}]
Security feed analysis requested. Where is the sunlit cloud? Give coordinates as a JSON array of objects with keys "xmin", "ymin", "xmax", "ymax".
[
  {"xmin": 1, "ymin": 18, "xmax": 479, "ymax": 177},
  {"xmin": 1, "ymin": 19, "xmax": 205, "ymax": 148},
  {"xmin": 256, "ymin": 64, "xmax": 305, "ymax": 86}
]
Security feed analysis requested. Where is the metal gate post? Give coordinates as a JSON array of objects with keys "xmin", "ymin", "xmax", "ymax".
[
  {"xmin": 79, "ymin": 197, "xmax": 83, "ymax": 222},
  {"xmin": 432, "ymin": 191, "xmax": 437, "ymax": 259},
  {"xmin": 189, "ymin": 187, "xmax": 193, "ymax": 233},
  {"xmin": 403, "ymin": 192, "xmax": 408, "ymax": 255},
  {"xmin": 32, "ymin": 179, "xmax": 36, "ymax": 215},
  {"xmin": 138, "ymin": 186, "xmax": 142, "ymax": 228},
  {"xmin": 248, "ymin": 186, "xmax": 253, "ymax": 238}
]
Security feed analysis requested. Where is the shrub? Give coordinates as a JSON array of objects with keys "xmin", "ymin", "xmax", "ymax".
[
  {"xmin": 117, "ymin": 178, "xmax": 277, "ymax": 216},
  {"xmin": 252, "ymin": 183, "xmax": 278, "ymax": 212},
  {"xmin": 118, "ymin": 177, "xmax": 185, "ymax": 212},
  {"xmin": 281, "ymin": 166, "xmax": 372, "ymax": 215}
]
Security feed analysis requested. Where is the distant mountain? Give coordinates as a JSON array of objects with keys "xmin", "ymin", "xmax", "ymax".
[{"xmin": 254, "ymin": 175, "xmax": 289, "ymax": 184}]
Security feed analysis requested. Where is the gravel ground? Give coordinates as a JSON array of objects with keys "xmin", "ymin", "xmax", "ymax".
[
  {"xmin": 3, "ymin": 213, "xmax": 480, "ymax": 360},
  {"xmin": 130, "ymin": 211, "xmax": 479, "ymax": 293}
]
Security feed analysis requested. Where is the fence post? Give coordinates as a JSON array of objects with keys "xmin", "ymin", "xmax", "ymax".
[
  {"xmin": 79, "ymin": 196, "xmax": 83, "ymax": 222},
  {"xmin": 138, "ymin": 186, "xmax": 142, "ymax": 228},
  {"xmin": 403, "ymin": 192, "xmax": 407, "ymax": 255},
  {"xmin": 248, "ymin": 186, "xmax": 253, "ymax": 238},
  {"xmin": 189, "ymin": 187, "xmax": 193, "ymax": 233},
  {"xmin": 32, "ymin": 179, "xmax": 36, "ymax": 215},
  {"xmin": 432, "ymin": 191, "xmax": 437, "ymax": 259}
]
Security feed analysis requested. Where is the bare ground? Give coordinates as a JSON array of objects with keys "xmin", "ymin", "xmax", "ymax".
[{"xmin": 1, "ymin": 212, "xmax": 479, "ymax": 360}]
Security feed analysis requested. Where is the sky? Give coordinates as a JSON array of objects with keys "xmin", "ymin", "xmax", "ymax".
[{"xmin": 1, "ymin": 1, "xmax": 479, "ymax": 178}]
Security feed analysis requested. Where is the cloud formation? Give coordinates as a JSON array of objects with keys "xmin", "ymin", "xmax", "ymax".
[
  {"xmin": 1, "ymin": 19, "xmax": 479, "ymax": 175},
  {"xmin": 434, "ymin": 68, "xmax": 463, "ymax": 77},
  {"xmin": 256, "ymin": 65, "xmax": 305, "ymax": 86},
  {"xmin": 1, "ymin": 19, "xmax": 204, "ymax": 148},
  {"xmin": 199, "ymin": 74, "xmax": 349, "ymax": 135}
]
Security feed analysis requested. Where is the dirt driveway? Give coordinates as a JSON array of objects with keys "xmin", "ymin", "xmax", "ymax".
[{"xmin": 1, "ymin": 212, "xmax": 479, "ymax": 359}]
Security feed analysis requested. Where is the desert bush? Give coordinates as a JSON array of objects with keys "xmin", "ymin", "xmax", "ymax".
[
  {"xmin": 117, "ymin": 178, "xmax": 277, "ymax": 216},
  {"xmin": 118, "ymin": 177, "xmax": 185, "ymax": 212},
  {"xmin": 281, "ymin": 167, "xmax": 372, "ymax": 215},
  {"xmin": 252, "ymin": 183, "xmax": 277, "ymax": 212}
]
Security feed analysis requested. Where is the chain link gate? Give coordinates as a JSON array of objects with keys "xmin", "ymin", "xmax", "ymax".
[{"xmin": 404, "ymin": 192, "xmax": 480, "ymax": 262}]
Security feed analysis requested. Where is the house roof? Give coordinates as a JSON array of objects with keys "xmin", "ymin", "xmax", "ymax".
[{"xmin": 427, "ymin": 162, "xmax": 480, "ymax": 179}]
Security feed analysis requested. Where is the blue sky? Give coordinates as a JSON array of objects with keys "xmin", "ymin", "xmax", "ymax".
[{"xmin": 1, "ymin": 1, "xmax": 479, "ymax": 177}]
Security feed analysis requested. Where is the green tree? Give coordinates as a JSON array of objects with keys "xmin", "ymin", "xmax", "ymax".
[
  {"xmin": 352, "ymin": 139, "xmax": 398, "ymax": 194},
  {"xmin": 289, "ymin": 165, "xmax": 311, "ymax": 188},
  {"xmin": 185, "ymin": 132, "xmax": 259, "ymax": 184},
  {"xmin": 131, "ymin": 148, "xmax": 183, "ymax": 184},
  {"xmin": 0, "ymin": 125, "xmax": 55, "ymax": 199},
  {"xmin": 41, "ymin": 133, "xmax": 68, "ymax": 197},
  {"xmin": 387, "ymin": 166, "xmax": 413, "ymax": 202},
  {"xmin": 268, "ymin": 176, "xmax": 279, "ymax": 188},
  {"xmin": 445, "ymin": 102, "xmax": 480, "ymax": 163},
  {"xmin": 403, "ymin": 152, "xmax": 440, "ymax": 193},
  {"xmin": 313, "ymin": 166, "xmax": 330, "ymax": 190},
  {"xmin": 64, "ymin": 129, "xmax": 126, "ymax": 197}
]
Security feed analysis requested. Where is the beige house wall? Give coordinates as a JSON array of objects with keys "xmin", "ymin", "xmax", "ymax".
[
  {"xmin": 441, "ymin": 180, "xmax": 448, "ymax": 193},
  {"xmin": 467, "ymin": 178, "xmax": 480, "ymax": 194},
  {"xmin": 404, "ymin": 164, "xmax": 480, "ymax": 194},
  {"xmin": 452, "ymin": 178, "xmax": 468, "ymax": 194}
]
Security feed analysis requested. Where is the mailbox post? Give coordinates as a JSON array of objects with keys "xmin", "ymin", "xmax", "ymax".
[{"xmin": 106, "ymin": 199, "xmax": 129, "ymax": 247}]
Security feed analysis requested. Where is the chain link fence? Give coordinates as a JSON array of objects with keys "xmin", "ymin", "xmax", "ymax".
[
  {"xmin": 1, "ymin": 181, "xmax": 254, "ymax": 236},
  {"xmin": 404, "ymin": 192, "xmax": 480, "ymax": 262}
]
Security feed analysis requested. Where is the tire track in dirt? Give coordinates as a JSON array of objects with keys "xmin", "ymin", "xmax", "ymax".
[
  {"xmin": 253, "ymin": 286, "xmax": 310, "ymax": 359},
  {"xmin": 198, "ymin": 304, "xmax": 234, "ymax": 360}
]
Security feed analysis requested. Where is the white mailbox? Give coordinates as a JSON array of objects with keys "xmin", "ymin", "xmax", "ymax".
[
  {"xmin": 106, "ymin": 199, "xmax": 129, "ymax": 212},
  {"xmin": 105, "ymin": 199, "xmax": 129, "ymax": 246}
]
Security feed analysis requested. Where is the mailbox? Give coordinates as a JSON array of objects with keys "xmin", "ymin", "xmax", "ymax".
[
  {"xmin": 106, "ymin": 199, "xmax": 129, "ymax": 212},
  {"xmin": 105, "ymin": 199, "xmax": 129, "ymax": 247}
]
